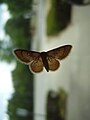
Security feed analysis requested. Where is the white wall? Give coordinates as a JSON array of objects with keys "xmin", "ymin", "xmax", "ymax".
[
  {"xmin": 67, "ymin": 5, "xmax": 90, "ymax": 120},
  {"xmin": 33, "ymin": 0, "xmax": 90, "ymax": 120}
]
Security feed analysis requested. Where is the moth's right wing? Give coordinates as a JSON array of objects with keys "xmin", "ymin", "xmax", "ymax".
[{"xmin": 47, "ymin": 45, "xmax": 72, "ymax": 60}]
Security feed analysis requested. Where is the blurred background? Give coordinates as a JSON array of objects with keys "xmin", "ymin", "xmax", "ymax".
[{"xmin": 0, "ymin": 0, "xmax": 90, "ymax": 120}]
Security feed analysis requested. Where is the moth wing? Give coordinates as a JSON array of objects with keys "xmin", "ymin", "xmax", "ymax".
[
  {"xmin": 13, "ymin": 49, "xmax": 40, "ymax": 64},
  {"xmin": 30, "ymin": 58, "xmax": 43, "ymax": 73},
  {"xmin": 48, "ymin": 57, "xmax": 60, "ymax": 71},
  {"xmin": 47, "ymin": 45, "xmax": 72, "ymax": 60}
]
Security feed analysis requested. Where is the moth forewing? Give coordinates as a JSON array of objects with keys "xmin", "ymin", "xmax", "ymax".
[
  {"xmin": 13, "ymin": 50, "xmax": 31, "ymax": 65},
  {"xmin": 60, "ymin": 45, "xmax": 72, "ymax": 60},
  {"xmin": 47, "ymin": 45, "xmax": 72, "ymax": 60},
  {"xmin": 13, "ymin": 49, "xmax": 40, "ymax": 65}
]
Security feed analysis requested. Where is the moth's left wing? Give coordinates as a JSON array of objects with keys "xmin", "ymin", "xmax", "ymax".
[
  {"xmin": 13, "ymin": 49, "xmax": 40, "ymax": 64},
  {"xmin": 30, "ymin": 58, "xmax": 43, "ymax": 73},
  {"xmin": 47, "ymin": 45, "xmax": 72, "ymax": 60}
]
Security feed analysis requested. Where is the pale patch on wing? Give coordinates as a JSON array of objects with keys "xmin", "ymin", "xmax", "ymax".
[
  {"xmin": 13, "ymin": 49, "xmax": 40, "ymax": 64},
  {"xmin": 29, "ymin": 58, "xmax": 43, "ymax": 73},
  {"xmin": 47, "ymin": 45, "xmax": 72, "ymax": 60},
  {"xmin": 48, "ymin": 57, "xmax": 60, "ymax": 71}
]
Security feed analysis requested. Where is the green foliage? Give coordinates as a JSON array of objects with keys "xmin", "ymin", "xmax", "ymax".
[
  {"xmin": 12, "ymin": 62, "xmax": 33, "ymax": 93},
  {"xmin": 0, "ymin": 0, "xmax": 3, "ymax": 4},
  {"xmin": 8, "ymin": 93, "xmax": 33, "ymax": 120},
  {"xmin": 47, "ymin": 0, "xmax": 71, "ymax": 36},
  {"xmin": 0, "ymin": 1, "xmax": 34, "ymax": 120},
  {"xmin": 46, "ymin": 89, "xmax": 67, "ymax": 120},
  {"xmin": 7, "ymin": 43, "xmax": 34, "ymax": 120},
  {"xmin": 5, "ymin": 17, "xmax": 31, "ymax": 48},
  {"xmin": 7, "ymin": 63, "xmax": 33, "ymax": 120},
  {"xmin": 4, "ymin": 16, "xmax": 34, "ymax": 118},
  {"xmin": 0, "ymin": 17, "xmax": 31, "ymax": 63},
  {"xmin": 0, "ymin": 1, "xmax": 33, "ymax": 63},
  {"xmin": 0, "ymin": 40, "xmax": 14, "ymax": 62},
  {"xmin": 58, "ymin": 88, "xmax": 67, "ymax": 120},
  {"xmin": 0, "ymin": 0, "xmax": 33, "ymax": 18}
]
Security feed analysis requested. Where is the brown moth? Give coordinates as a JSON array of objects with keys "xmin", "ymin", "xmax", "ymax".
[{"xmin": 13, "ymin": 45, "xmax": 72, "ymax": 73}]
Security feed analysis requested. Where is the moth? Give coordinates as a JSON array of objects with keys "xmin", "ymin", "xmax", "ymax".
[{"xmin": 13, "ymin": 45, "xmax": 72, "ymax": 73}]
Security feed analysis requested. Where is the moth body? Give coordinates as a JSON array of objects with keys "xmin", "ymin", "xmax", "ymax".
[
  {"xmin": 13, "ymin": 45, "xmax": 72, "ymax": 73},
  {"xmin": 40, "ymin": 52, "xmax": 49, "ymax": 72}
]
